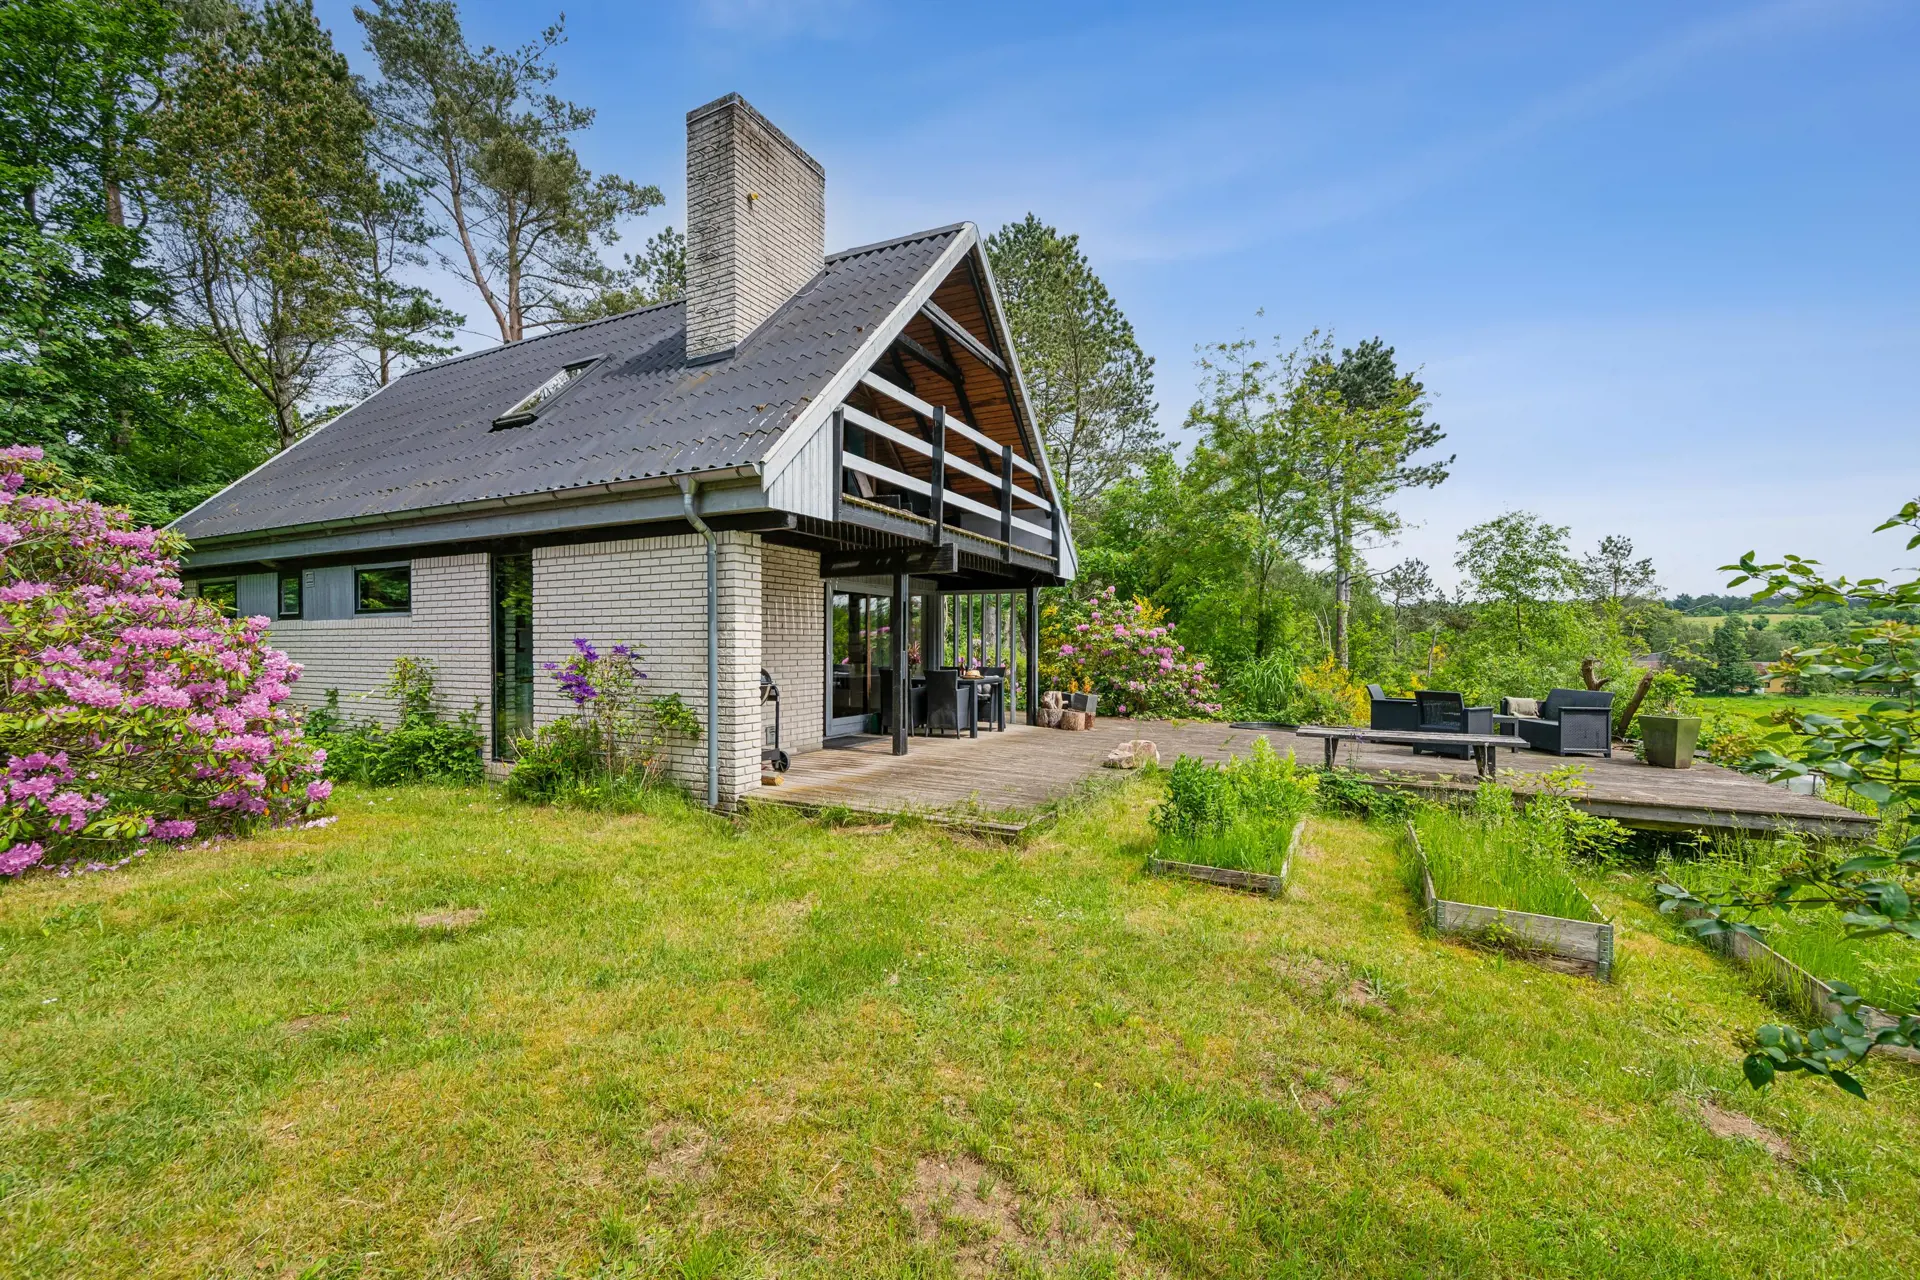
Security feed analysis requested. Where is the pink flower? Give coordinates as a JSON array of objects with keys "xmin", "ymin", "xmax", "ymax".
[
  {"xmin": 306, "ymin": 779, "xmax": 333, "ymax": 803},
  {"xmin": 149, "ymin": 819, "xmax": 196, "ymax": 840},
  {"xmin": 0, "ymin": 841, "xmax": 46, "ymax": 875}
]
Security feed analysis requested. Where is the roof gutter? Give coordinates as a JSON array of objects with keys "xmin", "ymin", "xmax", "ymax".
[{"xmin": 678, "ymin": 477, "xmax": 721, "ymax": 810}]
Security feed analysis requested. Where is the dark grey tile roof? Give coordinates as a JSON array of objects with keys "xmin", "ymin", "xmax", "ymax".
[{"xmin": 173, "ymin": 225, "xmax": 965, "ymax": 542}]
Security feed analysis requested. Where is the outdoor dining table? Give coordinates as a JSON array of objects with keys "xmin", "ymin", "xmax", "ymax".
[{"xmin": 881, "ymin": 673, "xmax": 1006, "ymax": 738}]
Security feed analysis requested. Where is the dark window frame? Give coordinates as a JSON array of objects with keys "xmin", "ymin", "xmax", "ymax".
[
  {"xmin": 277, "ymin": 572, "xmax": 303, "ymax": 619},
  {"xmin": 353, "ymin": 565, "xmax": 412, "ymax": 615},
  {"xmin": 198, "ymin": 579, "xmax": 239, "ymax": 618},
  {"xmin": 489, "ymin": 355, "xmax": 605, "ymax": 430}
]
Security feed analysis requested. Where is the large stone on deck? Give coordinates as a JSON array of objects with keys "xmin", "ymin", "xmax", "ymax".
[{"xmin": 1103, "ymin": 740, "xmax": 1160, "ymax": 768}]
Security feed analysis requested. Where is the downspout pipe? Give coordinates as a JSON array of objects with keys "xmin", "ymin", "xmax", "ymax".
[{"xmin": 679, "ymin": 477, "xmax": 719, "ymax": 809}]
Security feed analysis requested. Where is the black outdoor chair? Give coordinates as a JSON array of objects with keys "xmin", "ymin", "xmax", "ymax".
[
  {"xmin": 1511, "ymin": 688, "xmax": 1614, "ymax": 757},
  {"xmin": 973, "ymin": 665, "xmax": 1007, "ymax": 731},
  {"xmin": 876, "ymin": 668, "xmax": 927, "ymax": 737},
  {"xmin": 1414, "ymin": 690, "xmax": 1494, "ymax": 759},
  {"xmin": 924, "ymin": 668, "xmax": 976, "ymax": 738},
  {"xmin": 1367, "ymin": 683, "xmax": 1420, "ymax": 732}
]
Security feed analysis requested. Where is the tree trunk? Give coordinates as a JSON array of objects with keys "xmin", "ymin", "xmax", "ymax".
[
  {"xmin": 1581, "ymin": 657, "xmax": 1606, "ymax": 691},
  {"xmin": 1333, "ymin": 526, "xmax": 1352, "ymax": 671},
  {"xmin": 1614, "ymin": 672, "xmax": 1653, "ymax": 740}
]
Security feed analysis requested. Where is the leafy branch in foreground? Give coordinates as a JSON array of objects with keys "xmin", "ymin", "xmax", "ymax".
[
  {"xmin": 1657, "ymin": 834, "xmax": 1920, "ymax": 1097},
  {"xmin": 1721, "ymin": 497, "xmax": 1920, "ymax": 809},
  {"xmin": 1652, "ymin": 498, "xmax": 1920, "ymax": 1097}
]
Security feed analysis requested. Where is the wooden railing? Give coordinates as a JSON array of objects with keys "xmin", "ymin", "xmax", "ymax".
[{"xmin": 833, "ymin": 372, "xmax": 1060, "ymax": 562}]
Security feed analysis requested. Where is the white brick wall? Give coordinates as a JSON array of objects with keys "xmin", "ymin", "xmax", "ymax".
[
  {"xmin": 685, "ymin": 94, "xmax": 825, "ymax": 362},
  {"xmin": 264, "ymin": 554, "xmax": 494, "ymax": 754},
  {"xmin": 251, "ymin": 536, "xmax": 814, "ymax": 807},
  {"xmin": 531, "ymin": 532, "xmax": 764, "ymax": 805},
  {"xmin": 761, "ymin": 544, "xmax": 824, "ymax": 756}
]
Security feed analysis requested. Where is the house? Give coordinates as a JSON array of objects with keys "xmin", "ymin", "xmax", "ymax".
[{"xmin": 172, "ymin": 95, "xmax": 1075, "ymax": 808}]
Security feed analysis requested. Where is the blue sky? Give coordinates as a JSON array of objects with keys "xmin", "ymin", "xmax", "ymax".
[{"xmin": 313, "ymin": 0, "xmax": 1920, "ymax": 593}]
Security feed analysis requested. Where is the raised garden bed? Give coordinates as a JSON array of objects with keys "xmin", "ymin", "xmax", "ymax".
[
  {"xmin": 1406, "ymin": 821, "xmax": 1615, "ymax": 980},
  {"xmin": 1671, "ymin": 900, "xmax": 1920, "ymax": 1063},
  {"xmin": 1149, "ymin": 815, "xmax": 1306, "ymax": 898}
]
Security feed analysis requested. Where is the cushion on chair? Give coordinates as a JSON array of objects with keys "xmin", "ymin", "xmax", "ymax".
[{"xmin": 1504, "ymin": 697, "xmax": 1540, "ymax": 718}]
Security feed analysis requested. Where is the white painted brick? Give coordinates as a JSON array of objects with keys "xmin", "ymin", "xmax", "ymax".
[
  {"xmin": 685, "ymin": 95, "xmax": 825, "ymax": 362},
  {"xmin": 264, "ymin": 554, "xmax": 494, "ymax": 755}
]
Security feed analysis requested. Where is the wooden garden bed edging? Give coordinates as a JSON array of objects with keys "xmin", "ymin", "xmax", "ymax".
[
  {"xmin": 1673, "ymin": 901, "xmax": 1920, "ymax": 1063},
  {"xmin": 1148, "ymin": 816, "xmax": 1305, "ymax": 898},
  {"xmin": 1406, "ymin": 823, "xmax": 1616, "ymax": 980}
]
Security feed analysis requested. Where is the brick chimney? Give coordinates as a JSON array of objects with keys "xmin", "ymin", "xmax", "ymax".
[{"xmin": 683, "ymin": 94, "xmax": 826, "ymax": 364}]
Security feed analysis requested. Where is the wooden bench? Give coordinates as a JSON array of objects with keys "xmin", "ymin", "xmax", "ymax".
[{"xmin": 1296, "ymin": 725, "xmax": 1516, "ymax": 778}]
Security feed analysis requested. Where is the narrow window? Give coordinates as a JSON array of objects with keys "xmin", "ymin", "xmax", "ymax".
[
  {"xmin": 491, "ymin": 357, "xmax": 599, "ymax": 430},
  {"xmin": 354, "ymin": 566, "xmax": 411, "ymax": 614},
  {"xmin": 278, "ymin": 572, "xmax": 303, "ymax": 619},
  {"xmin": 198, "ymin": 579, "xmax": 238, "ymax": 618},
  {"xmin": 491, "ymin": 553, "xmax": 534, "ymax": 760}
]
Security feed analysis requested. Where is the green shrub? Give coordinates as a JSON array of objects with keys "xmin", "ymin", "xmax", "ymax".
[
  {"xmin": 1153, "ymin": 755, "xmax": 1236, "ymax": 841},
  {"xmin": 1151, "ymin": 741, "xmax": 1313, "ymax": 876},
  {"xmin": 502, "ymin": 719, "xmax": 603, "ymax": 804},
  {"xmin": 1315, "ymin": 768, "xmax": 1415, "ymax": 822},
  {"xmin": 1223, "ymin": 737, "xmax": 1316, "ymax": 821},
  {"xmin": 307, "ymin": 659, "xmax": 484, "ymax": 786}
]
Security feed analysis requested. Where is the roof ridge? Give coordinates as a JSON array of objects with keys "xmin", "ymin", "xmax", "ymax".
[{"xmin": 826, "ymin": 222, "xmax": 968, "ymax": 263}]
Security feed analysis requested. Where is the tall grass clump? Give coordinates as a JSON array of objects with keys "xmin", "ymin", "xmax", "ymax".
[
  {"xmin": 1151, "ymin": 739, "xmax": 1313, "ymax": 875},
  {"xmin": 1664, "ymin": 831, "xmax": 1920, "ymax": 1015},
  {"xmin": 1413, "ymin": 782, "xmax": 1605, "ymax": 921}
]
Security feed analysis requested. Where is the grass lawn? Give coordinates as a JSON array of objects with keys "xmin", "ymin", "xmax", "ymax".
[
  {"xmin": 4, "ymin": 784, "xmax": 1920, "ymax": 1278},
  {"xmin": 1694, "ymin": 694, "xmax": 1881, "ymax": 730}
]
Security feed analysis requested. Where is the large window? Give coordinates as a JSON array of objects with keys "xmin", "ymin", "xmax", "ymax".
[
  {"xmin": 198, "ymin": 579, "xmax": 238, "ymax": 617},
  {"xmin": 354, "ymin": 565, "xmax": 411, "ymax": 614},
  {"xmin": 491, "ymin": 553, "xmax": 533, "ymax": 760},
  {"xmin": 278, "ymin": 573, "xmax": 302, "ymax": 619}
]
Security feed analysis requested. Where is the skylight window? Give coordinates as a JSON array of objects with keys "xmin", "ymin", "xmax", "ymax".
[{"xmin": 491, "ymin": 357, "xmax": 600, "ymax": 430}]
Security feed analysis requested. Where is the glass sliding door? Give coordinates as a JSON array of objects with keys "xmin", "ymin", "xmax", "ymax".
[
  {"xmin": 491, "ymin": 553, "xmax": 533, "ymax": 759},
  {"xmin": 829, "ymin": 590, "xmax": 896, "ymax": 737}
]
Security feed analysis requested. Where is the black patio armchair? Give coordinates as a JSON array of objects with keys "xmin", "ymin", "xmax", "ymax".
[
  {"xmin": 1414, "ymin": 690, "xmax": 1494, "ymax": 759},
  {"xmin": 974, "ymin": 665, "xmax": 1007, "ymax": 731},
  {"xmin": 1511, "ymin": 688, "xmax": 1614, "ymax": 757},
  {"xmin": 1366, "ymin": 684, "xmax": 1420, "ymax": 732},
  {"xmin": 924, "ymin": 668, "xmax": 977, "ymax": 738}
]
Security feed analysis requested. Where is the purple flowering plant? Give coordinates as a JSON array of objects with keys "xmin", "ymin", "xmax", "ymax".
[
  {"xmin": 0, "ymin": 448, "xmax": 328, "ymax": 877},
  {"xmin": 539, "ymin": 638, "xmax": 699, "ymax": 781},
  {"xmin": 1045, "ymin": 586, "xmax": 1222, "ymax": 719}
]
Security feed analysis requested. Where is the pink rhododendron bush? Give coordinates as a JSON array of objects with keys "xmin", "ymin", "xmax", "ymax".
[
  {"xmin": 1046, "ymin": 586, "xmax": 1222, "ymax": 718},
  {"xmin": 0, "ymin": 447, "xmax": 328, "ymax": 878}
]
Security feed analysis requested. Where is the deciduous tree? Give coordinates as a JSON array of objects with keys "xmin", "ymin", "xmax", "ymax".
[
  {"xmin": 1456, "ymin": 510, "xmax": 1578, "ymax": 649},
  {"xmin": 0, "ymin": 0, "xmax": 278, "ymax": 517}
]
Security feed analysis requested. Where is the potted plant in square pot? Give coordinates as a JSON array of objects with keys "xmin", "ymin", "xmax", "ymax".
[{"xmin": 1632, "ymin": 671, "xmax": 1702, "ymax": 769}]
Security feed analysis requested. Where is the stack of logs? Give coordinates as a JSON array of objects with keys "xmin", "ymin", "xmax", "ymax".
[{"xmin": 1038, "ymin": 691, "xmax": 1097, "ymax": 731}]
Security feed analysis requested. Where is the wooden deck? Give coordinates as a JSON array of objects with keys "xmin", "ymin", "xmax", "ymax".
[{"xmin": 746, "ymin": 720, "xmax": 1876, "ymax": 840}]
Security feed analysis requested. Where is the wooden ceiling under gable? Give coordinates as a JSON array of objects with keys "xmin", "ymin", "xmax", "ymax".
[{"xmin": 841, "ymin": 249, "xmax": 1049, "ymax": 511}]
